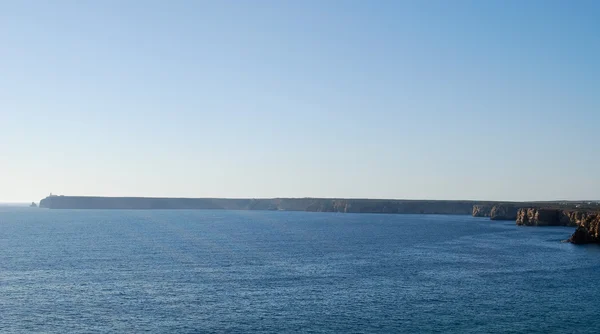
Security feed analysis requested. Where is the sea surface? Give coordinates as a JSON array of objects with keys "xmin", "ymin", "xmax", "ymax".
[{"xmin": 1, "ymin": 208, "xmax": 599, "ymax": 333}]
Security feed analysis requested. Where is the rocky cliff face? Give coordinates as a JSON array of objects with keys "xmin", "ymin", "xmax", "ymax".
[
  {"xmin": 516, "ymin": 208, "xmax": 600, "ymax": 244},
  {"xmin": 489, "ymin": 205, "xmax": 520, "ymax": 220},
  {"xmin": 516, "ymin": 208, "xmax": 573, "ymax": 226},
  {"xmin": 472, "ymin": 204, "xmax": 530, "ymax": 220},
  {"xmin": 472, "ymin": 205, "xmax": 493, "ymax": 217}
]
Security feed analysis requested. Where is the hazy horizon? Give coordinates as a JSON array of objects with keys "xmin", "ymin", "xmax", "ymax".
[{"xmin": 2, "ymin": 1, "xmax": 599, "ymax": 203}]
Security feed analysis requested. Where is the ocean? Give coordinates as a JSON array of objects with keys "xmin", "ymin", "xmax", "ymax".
[{"xmin": 1, "ymin": 208, "xmax": 599, "ymax": 333}]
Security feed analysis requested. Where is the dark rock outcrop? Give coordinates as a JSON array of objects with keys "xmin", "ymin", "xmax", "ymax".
[
  {"xmin": 566, "ymin": 211, "xmax": 600, "ymax": 244},
  {"xmin": 568, "ymin": 226, "xmax": 596, "ymax": 244}
]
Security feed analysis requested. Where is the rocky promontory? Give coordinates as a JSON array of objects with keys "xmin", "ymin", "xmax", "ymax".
[{"xmin": 567, "ymin": 211, "xmax": 600, "ymax": 244}]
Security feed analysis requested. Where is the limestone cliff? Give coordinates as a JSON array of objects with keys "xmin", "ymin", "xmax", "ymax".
[
  {"xmin": 472, "ymin": 204, "xmax": 531, "ymax": 220},
  {"xmin": 489, "ymin": 205, "xmax": 520, "ymax": 221},
  {"xmin": 516, "ymin": 208, "xmax": 573, "ymax": 226},
  {"xmin": 516, "ymin": 208, "xmax": 600, "ymax": 244},
  {"xmin": 472, "ymin": 205, "xmax": 493, "ymax": 217}
]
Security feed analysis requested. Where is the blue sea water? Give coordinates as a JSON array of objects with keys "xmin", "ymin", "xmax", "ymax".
[{"xmin": 1, "ymin": 208, "xmax": 599, "ymax": 333}]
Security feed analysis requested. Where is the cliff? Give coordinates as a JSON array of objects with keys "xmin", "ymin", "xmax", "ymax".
[
  {"xmin": 39, "ymin": 196, "xmax": 483, "ymax": 215},
  {"xmin": 485, "ymin": 202, "xmax": 598, "ymax": 222},
  {"xmin": 472, "ymin": 205, "xmax": 493, "ymax": 217},
  {"xmin": 489, "ymin": 205, "xmax": 520, "ymax": 220},
  {"xmin": 516, "ymin": 208, "xmax": 600, "ymax": 244},
  {"xmin": 516, "ymin": 208, "xmax": 571, "ymax": 226},
  {"xmin": 472, "ymin": 204, "xmax": 525, "ymax": 220}
]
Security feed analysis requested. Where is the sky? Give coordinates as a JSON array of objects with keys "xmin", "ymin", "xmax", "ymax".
[{"xmin": 1, "ymin": 0, "xmax": 599, "ymax": 203}]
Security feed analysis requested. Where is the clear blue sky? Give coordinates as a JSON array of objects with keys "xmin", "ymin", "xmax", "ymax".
[{"xmin": 1, "ymin": 0, "xmax": 599, "ymax": 202}]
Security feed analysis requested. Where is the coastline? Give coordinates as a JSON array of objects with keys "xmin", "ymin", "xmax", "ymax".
[{"xmin": 37, "ymin": 195, "xmax": 600, "ymax": 244}]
